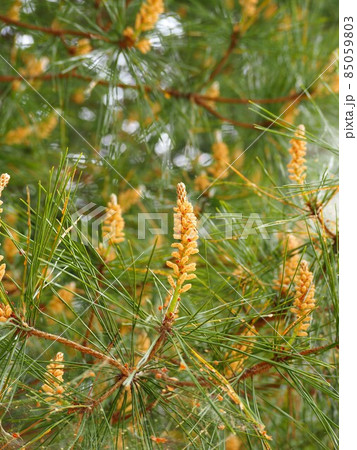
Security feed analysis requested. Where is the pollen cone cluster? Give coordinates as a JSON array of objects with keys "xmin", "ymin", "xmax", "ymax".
[
  {"xmin": 205, "ymin": 81, "xmax": 220, "ymax": 108},
  {"xmin": 208, "ymin": 138, "xmax": 230, "ymax": 179},
  {"xmin": 239, "ymin": 0, "xmax": 259, "ymax": 17},
  {"xmin": 118, "ymin": 188, "xmax": 141, "ymax": 213},
  {"xmin": 6, "ymin": 0, "xmax": 22, "ymax": 21},
  {"xmin": 166, "ymin": 183, "xmax": 198, "ymax": 313},
  {"xmin": 274, "ymin": 234, "xmax": 300, "ymax": 295},
  {"xmin": 135, "ymin": 0, "xmax": 164, "ymax": 31},
  {"xmin": 123, "ymin": 0, "xmax": 164, "ymax": 54},
  {"xmin": 41, "ymin": 352, "xmax": 65, "ymax": 401},
  {"xmin": 287, "ymin": 124, "xmax": 307, "ymax": 184},
  {"xmin": 48, "ymin": 282, "xmax": 76, "ymax": 315},
  {"xmin": 102, "ymin": 194, "xmax": 125, "ymax": 245},
  {"xmin": 11, "ymin": 54, "xmax": 48, "ymax": 92},
  {"xmin": 194, "ymin": 172, "xmax": 210, "ymax": 193},
  {"xmin": 23, "ymin": 54, "xmax": 49, "ymax": 77},
  {"xmin": 0, "ymin": 303, "xmax": 12, "ymax": 323},
  {"xmin": 225, "ymin": 327, "xmax": 256, "ymax": 377},
  {"xmin": 225, "ymin": 434, "xmax": 243, "ymax": 450},
  {"xmin": 0, "ymin": 174, "xmax": 10, "ymax": 213},
  {"xmin": 35, "ymin": 112, "xmax": 59, "ymax": 140},
  {"xmin": 4, "ymin": 113, "xmax": 58, "ymax": 145},
  {"xmin": 72, "ymin": 38, "xmax": 92, "ymax": 56},
  {"xmin": 291, "ymin": 260, "xmax": 316, "ymax": 336},
  {"xmin": 3, "ymin": 213, "xmax": 19, "ymax": 264}
]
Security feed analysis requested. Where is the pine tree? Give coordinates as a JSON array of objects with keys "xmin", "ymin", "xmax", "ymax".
[{"xmin": 0, "ymin": 0, "xmax": 338, "ymax": 448}]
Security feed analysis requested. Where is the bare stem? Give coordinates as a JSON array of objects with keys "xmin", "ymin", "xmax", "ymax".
[
  {"xmin": 306, "ymin": 200, "xmax": 337, "ymax": 240},
  {"xmin": 208, "ymin": 24, "xmax": 241, "ymax": 82},
  {"xmin": 90, "ymin": 377, "xmax": 125, "ymax": 409},
  {"xmin": 193, "ymin": 96, "xmax": 269, "ymax": 129},
  {"xmin": 239, "ymin": 343, "xmax": 337, "ymax": 381},
  {"xmin": 22, "ymin": 323, "xmax": 128, "ymax": 375},
  {"xmin": 0, "ymin": 14, "xmax": 112, "ymax": 42}
]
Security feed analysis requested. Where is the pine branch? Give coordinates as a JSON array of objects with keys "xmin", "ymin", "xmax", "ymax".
[
  {"xmin": 0, "ymin": 73, "xmax": 307, "ymax": 105},
  {"xmin": 306, "ymin": 199, "xmax": 337, "ymax": 240},
  {"xmin": 154, "ymin": 343, "xmax": 337, "ymax": 387},
  {"xmin": 239, "ymin": 343, "xmax": 338, "ymax": 381},
  {"xmin": 68, "ymin": 376, "xmax": 125, "ymax": 414},
  {"xmin": 0, "ymin": 14, "xmax": 113, "ymax": 43},
  {"xmin": 208, "ymin": 24, "xmax": 241, "ymax": 83},
  {"xmin": 21, "ymin": 323, "xmax": 129, "ymax": 375},
  {"xmin": 194, "ymin": 96, "xmax": 266, "ymax": 129}
]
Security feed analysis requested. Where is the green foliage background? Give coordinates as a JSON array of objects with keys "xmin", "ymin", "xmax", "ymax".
[{"xmin": 0, "ymin": 0, "xmax": 338, "ymax": 449}]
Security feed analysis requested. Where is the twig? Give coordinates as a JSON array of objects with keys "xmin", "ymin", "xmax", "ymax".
[
  {"xmin": 0, "ymin": 72, "xmax": 309, "ymax": 130},
  {"xmin": 146, "ymin": 317, "xmax": 173, "ymax": 363},
  {"xmin": 306, "ymin": 200, "xmax": 337, "ymax": 240},
  {"xmin": 90, "ymin": 376, "xmax": 125, "ymax": 409},
  {"xmin": 22, "ymin": 323, "xmax": 128, "ymax": 375},
  {"xmin": 152, "ymin": 343, "xmax": 337, "ymax": 388},
  {"xmin": 198, "ymin": 91, "xmax": 309, "ymax": 105},
  {"xmin": 208, "ymin": 24, "xmax": 241, "ymax": 82},
  {"xmin": 229, "ymin": 165, "xmax": 305, "ymax": 209},
  {"xmin": 0, "ymin": 73, "xmax": 308, "ymax": 105},
  {"xmin": 194, "ymin": 97, "xmax": 264, "ymax": 129},
  {"xmin": 112, "ymin": 398, "xmax": 158, "ymax": 424},
  {"xmin": 239, "ymin": 343, "xmax": 337, "ymax": 381},
  {"xmin": 0, "ymin": 14, "xmax": 112, "ymax": 43},
  {"xmin": 67, "ymin": 376, "xmax": 125, "ymax": 416}
]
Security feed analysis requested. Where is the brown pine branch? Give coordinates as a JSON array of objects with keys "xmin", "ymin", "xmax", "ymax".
[
  {"xmin": 145, "ymin": 315, "xmax": 175, "ymax": 364},
  {"xmin": 208, "ymin": 24, "xmax": 241, "ymax": 83},
  {"xmin": 67, "ymin": 376, "xmax": 125, "ymax": 416},
  {"xmin": 194, "ymin": 97, "xmax": 265, "ymax": 129},
  {"xmin": 89, "ymin": 376, "xmax": 125, "ymax": 409},
  {"xmin": 306, "ymin": 200, "xmax": 337, "ymax": 240},
  {"xmin": 0, "ymin": 73, "xmax": 262, "ymax": 129},
  {"xmin": 153, "ymin": 343, "xmax": 337, "ymax": 388},
  {"xmin": 22, "ymin": 323, "xmax": 129, "ymax": 375},
  {"xmin": 0, "ymin": 14, "xmax": 112, "ymax": 43},
  {"xmin": 111, "ymin": 399, "xmax": 159, "ymax": 425},
  {"xmin": 239, "ymin": 343, "xmax": 337, "ymax": 381},
  {"xmin": 0, "ymin": 71, "xmax": 310, "ymax": 131},
  {"xmin": 198, "ymin": 91, "xmax": 309, "ymax": 105},
  {"xmin": 0, "ymin": 73, "xmax": 307, "ymax": 105}
]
